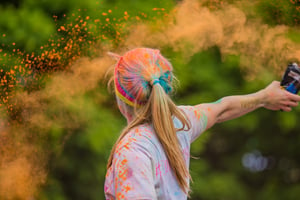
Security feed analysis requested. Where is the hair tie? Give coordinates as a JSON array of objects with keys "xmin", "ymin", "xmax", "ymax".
[{"xmin": 150, "ymin": 79, "xmax": 160, "ymax": 86}]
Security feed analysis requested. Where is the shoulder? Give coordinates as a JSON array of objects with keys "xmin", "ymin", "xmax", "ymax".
[
  {"xmin": 114, "ymin": 124, "xmax": 156, "ymax": 159},
  {"xmin": 177, "ymin": 105, "xmax": 208, "ymax": 142}
]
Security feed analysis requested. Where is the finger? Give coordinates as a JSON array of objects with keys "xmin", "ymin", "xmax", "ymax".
[
  {"xmin": 280, "ymin": 106, "xmax": 292, "ymax": 112},
  {"xmin": 284, "ymin": 101, "xmax": 299, "ymax": 107},
  {"xmin": 287, "ymin": 92, "xmax": 300, "ymax": 102},
  {"xmin": 289, "ymin": 101, "xmax": 299, "ymax": 107}
]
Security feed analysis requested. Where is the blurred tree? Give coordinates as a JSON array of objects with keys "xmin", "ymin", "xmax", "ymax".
[{"xmin": 256, "ymin": 0, "xmax": 300, "ymax": 26}]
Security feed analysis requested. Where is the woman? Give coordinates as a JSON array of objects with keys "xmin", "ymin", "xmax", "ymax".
[{"xmin": 104, "ymin": 48, "xmax": 300, "ymax": 200}]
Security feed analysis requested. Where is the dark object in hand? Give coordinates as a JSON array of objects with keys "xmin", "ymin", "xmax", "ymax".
[{"xmin": 281, "ymin": 63, "xmax": 300, "ymax": 94}]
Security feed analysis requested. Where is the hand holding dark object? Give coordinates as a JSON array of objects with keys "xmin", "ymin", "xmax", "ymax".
[{"xmin": 263, "ymin": 81, "xmax": 300, "ymax": 112}]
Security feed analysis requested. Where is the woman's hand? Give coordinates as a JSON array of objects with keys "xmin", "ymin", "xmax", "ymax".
[{"xmin": 262, "ymin": 81, "xmax": 300, "ymax": 112}]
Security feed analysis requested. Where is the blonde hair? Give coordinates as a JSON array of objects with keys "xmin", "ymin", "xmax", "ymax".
[{"xmin": 107, "ymin": 48, "xmax": 191, "ymax": 194}]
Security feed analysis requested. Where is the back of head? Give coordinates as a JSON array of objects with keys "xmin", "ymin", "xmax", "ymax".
[
  {"xmin": 108, "ymin": 47, "xmax": 191, "ymax": 194},
  {"xmin": 114, "ymin": 48, "xmax": 173, "ymax": 107}
]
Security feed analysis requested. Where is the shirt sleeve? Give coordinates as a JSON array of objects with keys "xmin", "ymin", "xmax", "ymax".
[
  {"xmin": 111, "ymin": 145, "xmax": 156, "ymax": 200},
  {"xmin": 179, "ymin": 105, "xmax": 208, "ymax": 143}
]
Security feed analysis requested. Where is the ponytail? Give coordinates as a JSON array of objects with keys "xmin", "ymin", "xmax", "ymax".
[{"xmin": 150, "ymin": 83, "xmax": 191, "ymax": 194}]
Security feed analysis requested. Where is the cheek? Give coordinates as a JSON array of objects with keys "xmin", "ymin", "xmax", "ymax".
[
  {"xmin": 117, "ymin": 99, "xmax": 133, "ymax": 120},
  {"xmin": 118, "ymin": 103, "xmax": 124, "ymax": 113},
  {"xmin": 118, "ymin": 103, "xmax": 128, "ymax": 117}
]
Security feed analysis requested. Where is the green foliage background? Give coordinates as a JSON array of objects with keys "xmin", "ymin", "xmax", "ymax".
[{"xmin": 1, "ymin": 0, "xmax": 300, "ymax": 199}]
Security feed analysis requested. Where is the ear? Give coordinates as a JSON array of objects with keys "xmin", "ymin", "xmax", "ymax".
[{"xmin": 107, "ymin": 52, "xmax": 122, "ymax": 61}]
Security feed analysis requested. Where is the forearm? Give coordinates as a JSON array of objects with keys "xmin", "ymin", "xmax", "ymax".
[
  {"xmin": 215, "ymin": 90, "xmax": 266, "ymax": 123},
  {"xmin": 201, "ymin": 81, "xmax": 300, "ymax": 130}
]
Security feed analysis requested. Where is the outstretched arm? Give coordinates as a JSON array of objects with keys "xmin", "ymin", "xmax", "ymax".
[{"xmin": 199, "ymin": 81, "xmax": 300, "ymax": 130}]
